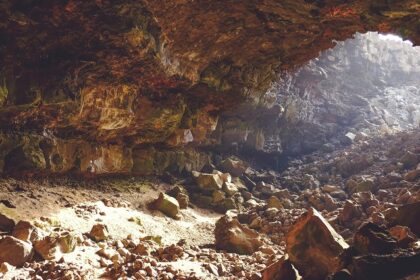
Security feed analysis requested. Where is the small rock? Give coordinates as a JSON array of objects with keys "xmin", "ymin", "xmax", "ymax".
[
  {"xmin": 223, "ymin": 182, "xmax": 239, "ymax": 196},
  {"xmin": 389, "ymin": 225, "xmax": 417, "ymax": 248},
  {"xmin": 267, "ymin": 196, "xmax": 283, "ymax": 210},
  {"xmin": 89, "ymin": 224, "xmax": 109, "ymax": 242},
  {"xmin": 150, "ymin": 192, "xmax": 181, "ymax": 220},
  {"xmin": 400, "ymin": 151, "xmax": 419, "ymax": 168},
  {"xmin": 12, "ymin": 221, "xmax": 43, "ymax": 243}
]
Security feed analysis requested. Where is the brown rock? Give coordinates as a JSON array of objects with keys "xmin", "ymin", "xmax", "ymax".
[
  {"xmin": 220, "ymin": 157, "xmax": 248, "ymax": 177},
  {"xmin": 354, "ymin": 222, "xmax": 397, "ymax": 255},
  {"xmin": 150, "ymin": 192, "xmax": 181, "ymax": 220},
  {"xmin": 286, "ymin": 207, "xmax": 349, "ymax": 280},
  {"xmin": 262, "ymin": 255, "xmax": 301, "ymax": 280},
  {"xmin": 215, "ymin": 214, "xmax": 262, "ymax": 254},
  {"xmin": 0, "ymin": 236, "xmax": 33, "ymax": 267},
  {"xmin": 12, "ymin": 221, "xmax": 43, "ymax": 243},
  {"xmin": 0, "ymin": 211, "xmax": 15, "ymax": 232},
  {"xmin": 389, "ymin": 202, "xmax": 420, "ymax": 236},
  {"xmin": 34, "ymin": 235, "xmax": 62, "ymax": 261},
  {"xmin": 89, "ymin": 224, "xmax": 109, "ymax": 242},
  {"xmin": 339, "ymin": 200, "xmax": 363, "ymax": 224},
  {"xmin": 389, "ymin": 226, "xmax": 417, "ymax": 248},
  {"xmin": 267, "ymin": 196, "xmax": 283, "ymax": 210},
  {"xmin": 193, "ymin": 171, "xmax": 223, "ymax": 191}
]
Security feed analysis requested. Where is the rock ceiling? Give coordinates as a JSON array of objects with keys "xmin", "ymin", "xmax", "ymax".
[{"xmin": 0, "ymin": 0, "xmax": 419, "ymax": 173}]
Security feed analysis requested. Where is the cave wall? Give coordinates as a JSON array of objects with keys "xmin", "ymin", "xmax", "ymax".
[{"xmin": 0, "ymin": 0, "xmax": 419, "ymax": 175}]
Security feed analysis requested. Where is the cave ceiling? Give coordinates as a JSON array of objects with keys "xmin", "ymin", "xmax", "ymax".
[{"xmin": 0, "ymin": 0, "xmax": 418, "ymax": 144}]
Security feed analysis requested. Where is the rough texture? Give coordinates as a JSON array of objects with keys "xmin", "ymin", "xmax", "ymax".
[
  {"xmin": 0, "ymin": 1, "xmax": 419, "ymax": 174},
  {"xmin": 286, "ymin": 207, "xmax": 349, "ymax": 280}
]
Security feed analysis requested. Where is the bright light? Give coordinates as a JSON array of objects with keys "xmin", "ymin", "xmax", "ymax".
[{"xmin": 378, "ymin": 34, "xmax": 413, "ymax": 45}]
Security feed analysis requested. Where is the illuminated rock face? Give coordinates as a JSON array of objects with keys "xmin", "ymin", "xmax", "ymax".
[{"xmin": 0, "ymin": 1, "xmax": 418, "ymax": 174}]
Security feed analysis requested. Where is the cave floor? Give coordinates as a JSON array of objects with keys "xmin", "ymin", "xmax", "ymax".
[{"xmin": 0, "ymin": 129, "xmax": 419, "ymax": 279}]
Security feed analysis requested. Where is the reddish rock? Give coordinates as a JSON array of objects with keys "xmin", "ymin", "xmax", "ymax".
[
  {"xmin": 215, "ymin": 214, "xmax": 262, "ymax": 255},
  {"xmin": 286, "ymin": 207, "xmax": 349, "ymax": 280}
]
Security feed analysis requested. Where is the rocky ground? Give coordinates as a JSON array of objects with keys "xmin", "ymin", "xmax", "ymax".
[{"xmin": 0, "ymin": 129, "xmax": 419, "ymax": 280}]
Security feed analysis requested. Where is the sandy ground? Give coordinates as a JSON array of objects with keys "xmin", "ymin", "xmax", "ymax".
[{"xmin": 0, "ymin": 177, "xmax": 221, "ymax": 279}]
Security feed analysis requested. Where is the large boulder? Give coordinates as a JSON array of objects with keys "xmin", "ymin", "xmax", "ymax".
[
  {"xmin": 0, "ymin": 236, "xmax": 33, "ymax": 267},
  {"xmin": 215, "ymin": 214, "xmax": 262, "ymax": 255},
  {"xmin": 286, "ymin": 207, "xmax": 349, "ymax": 280}
]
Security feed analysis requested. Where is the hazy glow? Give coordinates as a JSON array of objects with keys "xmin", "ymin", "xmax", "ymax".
[{"xmin": 379, "ymin": 34, "xmax": 413, "ymax": 46}]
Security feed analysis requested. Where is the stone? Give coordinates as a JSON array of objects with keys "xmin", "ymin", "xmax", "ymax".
[
  {"xmin": 220, "ymin": 157, "xmax": 248, "ymax": 177},
  {"xmin": 286, "ymin": 207, "xmax": 349, "ymax": 280},
  {"xmin": 0, "ymin": 236, "xmax": 33, "ymax": 267},
  {"xmin": 0, "ymin": 262, "xmax": 14, "ymax": 274},
  {"xmin": 215, "ymin": 214, "xmax": 262, "ymax": 254},
  {"xmin": 212, "ymin": 190, "xmax": 226, "ymax": 203},
  {"xmin": 89, "ymin": 224, "xmax": 110, "ymax": 242},
  {"xmin": 339, "ymin": 200, "xmax": 363, "ymax": 224},
  {"xmin": 12, "ymin": 221, "xmax": 43, "ymax": 243},
  {"xmin": 261, "ymin": 255, "xmax": 301, "ymax": 280},
  {"xmin": 0, "ymin": 212, "xmax": 15, "ymax": 232},
  {"xmin": 349, "ymin": 251, "xmax": 420, "ymax": 280},
  {"xmin": 166, "ymin": 186, "xmax": 189, "ymax": 209},
  {"xmin": 349, "ymin": 176, "xmax": 376, "ymax": 193},
  {"xmin": 150, "ymin": 193, "xmax": 181, "ymax": 220},
  {"xmin": 255, "ymin": 181, "xmax": 276, "ymax": 196},
  {"xmin": 400, "ymin": 151, "xmax": 419, "ymax": 168},
  {"xmin": 34, "ymin": 235, "xmax": 62, "ymax": 261},
  {"xmin": 322, "ymin": 185, "xmax": 341, "ymax": 193},
  {"xmin": 267, "ymin": 196, "xmax": 283, "ymax": 210},
  {"xmin": 193, "ymin": 171, "xmax": 223, "ymax": 191},
  {"xmin": 389, "ymin": 226, "xmax": 417, "ymax": 248},
  {"xmin": 404, "ymin": 169, "xmax": 420, "ymax": 181},
  {"xmin": 389, "ymin": 202, "xmax": 420, "ymax": 236},
  {"xmin": 353, "ymin": 223, "xmax": 397, "ymax": 255},
  {"xmin": 344, "ymin": 132, "xmax": 356, "ymax": 144},
  {"xmin": 223, "ymin": 182, "xmax": 239, "ymax": 196}
]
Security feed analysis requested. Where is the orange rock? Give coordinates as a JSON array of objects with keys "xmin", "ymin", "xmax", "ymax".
[
  {"xmin": 286, "ymin": 207, "xmax": 349, "ymax": 280},
  {"xmin": 262, "ymin": 255, "xmax": 301, "ymax": 280}
]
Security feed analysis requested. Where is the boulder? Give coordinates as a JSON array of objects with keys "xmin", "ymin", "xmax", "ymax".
[
  {"xmin": 286, "ymin": 207, "xmax": 349, "ymax": 280},
  {"xmin": 261, "ymin": 255, "xmax": 301, "ymax": 280},
  {"xmin": 220, "ymin": 157, "xmax": 248, "ymax": 177},
  {"xmin": 388, "ymin": 202, "xmax": 420, "ymax": 236},
  {"xmin": 34, "ymin": 235, "xmax": 62, "ymax": 261},
  {"xmin": 350, "ymin": 251, "xmax": 420, "ymax": 280},
  {"xmin": 215, "ymin": 214, "xmax": 262, "ymax": 254},
  {"xmin": 192, "ymin": 171, "xmax": 223, "ymax": 191},
  {"xmin": 0, "ymin": 236, "xmax": 33, "ymax": 266},
  {"xmin": 150, "ymin": 193, "xmax": 181, "ymax": 220},
  {"xmin": 0, "ymin": 212, "xmax": 15, "ymax": 232},
  {"xmin": 89, "ymin": 224, "xmax": 109, "ymax": 242},
  {"xmin": 12, "ymin": 221, "xmax": 44, "ymax": 243},
  {"xmin": 353, "ymin": 223, "xmax": 397, "ymax": 255}
]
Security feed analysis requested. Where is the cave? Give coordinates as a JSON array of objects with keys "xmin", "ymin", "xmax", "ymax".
[{"xmin": 0, "ymin": 1, "xmax": 419, "ymax": 279}]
